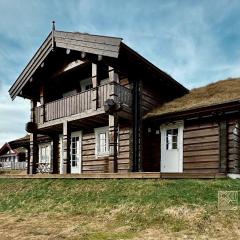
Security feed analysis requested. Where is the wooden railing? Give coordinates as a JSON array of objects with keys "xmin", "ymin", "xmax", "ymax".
[{"xmin": 35, "ymin": 82, "xmax": 132, "ymax": 124}]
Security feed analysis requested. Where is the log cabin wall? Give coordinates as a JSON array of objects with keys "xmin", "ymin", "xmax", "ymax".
[
  {"xmin": 142, "ymin": 125, "xmax": 160, "ymax": 172},
  {"xmin": 227, "ymin": 120, "xmax": 240, "ymax": 173},
  {"xmin": 142, "ymin": 89, "xmax": 163, "ymax": 114},
  {"xmin": 81, "ymin": 124, "xmax": 131, "ymax": 173},
  {"xmin": 183, "ymin": 121, "xmax": 220, "ymax": 173}
]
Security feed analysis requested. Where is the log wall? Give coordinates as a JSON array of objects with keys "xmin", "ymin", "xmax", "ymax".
[
  {"xmin": 183, "ymin": 121, "xmax": 220, "ymax": 173},
  {"xmin": 81, "ymin": 125, "xmax": 131, "ymax": 173},
  {"xmin": 227, "ymin": 120, "xmax": 240, "ymax": 173}
]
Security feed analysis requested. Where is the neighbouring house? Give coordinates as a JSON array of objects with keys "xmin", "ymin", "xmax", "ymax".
[
  {"xmin": 8, "ymin": 24, "xmax": 240, "ymax": 177},
  {"xmin": 0, "ymin": 135, "xmax": 29, "ymax": 170}
]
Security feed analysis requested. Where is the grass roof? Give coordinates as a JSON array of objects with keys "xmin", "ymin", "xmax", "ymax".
[{"xmin": 145, "ymin": 77, "xmax": 240, "ymax": 118}]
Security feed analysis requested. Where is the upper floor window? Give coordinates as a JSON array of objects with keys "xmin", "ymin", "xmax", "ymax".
[{"xmin": 80, "ymin": 78, "xmax": 93, "ymax": 91}]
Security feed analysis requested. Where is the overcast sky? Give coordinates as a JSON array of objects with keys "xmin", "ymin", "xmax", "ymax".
[{"xmin": 0, "ymin": 0, "xmax": 240, "ymax": 146}]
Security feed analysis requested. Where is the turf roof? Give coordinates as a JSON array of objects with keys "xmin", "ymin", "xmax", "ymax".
[{"xmin": 145, "ymin": 77, "xmax": 240, "ymax": 118}]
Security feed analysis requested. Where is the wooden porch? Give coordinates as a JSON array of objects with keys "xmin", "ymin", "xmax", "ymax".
[{"xmin": 0, "ymin": 172, "xmax": 226, "ymax": 179}]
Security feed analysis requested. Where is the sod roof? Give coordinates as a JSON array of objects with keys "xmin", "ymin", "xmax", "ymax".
[{"xmin": 145, "ymin": 77, "xmax": 240, "ymax": 119}]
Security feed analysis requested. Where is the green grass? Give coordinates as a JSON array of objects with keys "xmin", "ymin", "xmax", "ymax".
[{"xmin": 0, "ymin": 179, "xmax": 239, "ymax": 239}]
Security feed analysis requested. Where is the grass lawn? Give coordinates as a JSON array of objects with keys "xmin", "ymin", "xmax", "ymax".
[{"xmin": 0, "ymin": 179, "xmax": 239, "ymax": 239}]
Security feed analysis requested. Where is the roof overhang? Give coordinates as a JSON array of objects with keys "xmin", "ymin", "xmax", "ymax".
[{"xmin": 9, "ymin": 30, "xmax": 122, "ymax": 100}]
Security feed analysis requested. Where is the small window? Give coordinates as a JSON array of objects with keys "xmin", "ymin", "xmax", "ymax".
[
  {"xmin": 80, "ymin": 78, "xmax": 93, "ymax": 91},
  {"xmin": 95, "ymin": 127, "xmax": 109, "ymax": 157},
  {"xmin": 39, "ymin": 144, "xmax": 51, "ymax": 164},
  {"xmin": 166, "ymin": 129, "xmax": 178, "ymax": 150}
]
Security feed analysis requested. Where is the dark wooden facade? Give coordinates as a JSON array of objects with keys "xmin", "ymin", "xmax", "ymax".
[
  {"xmin": 143, "ymin": 103, "xmax": 240, "ymax": 176},
  {"xmin": 9, "ymin": 26, "xmax": 187, "ymax": 175}
]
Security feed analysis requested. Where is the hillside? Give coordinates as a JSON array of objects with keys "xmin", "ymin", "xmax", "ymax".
[{"xmin": 0, "ymin": 179, "xmax": 239, "ymax": 239}]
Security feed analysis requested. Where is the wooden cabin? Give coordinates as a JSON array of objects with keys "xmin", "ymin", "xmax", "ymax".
[
  {"xmin": 144, "ymin": 78, "xmax": 240, "ymax": 177},
  {"xmin": 9, "ymin": 24, "xmax": 187, "ymax": 175},
  {"xmin": 9, "ymin": 25, "xmax": 239, "ymax": 177}
]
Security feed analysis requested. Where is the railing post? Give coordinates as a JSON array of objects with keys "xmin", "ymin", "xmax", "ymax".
[
  {"xmin": 29, "ymin": 99, "xmax": 38, "ymax": 174},
  {"xmin": 91, "ymin": 63, "xmax": 98, "ymax": 110}
]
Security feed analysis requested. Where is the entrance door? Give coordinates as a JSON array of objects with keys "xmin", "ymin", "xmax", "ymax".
[
  {"xmin": 160, "ymin": 122, "xmax": 183, "ymax": 173},
  {"xmin": 59, "ymin": 131, "xmax": 82, "ymax": 174},
  {"xmin": 70, "ymin": 132, "xmax": 82, "ymax": 174}
]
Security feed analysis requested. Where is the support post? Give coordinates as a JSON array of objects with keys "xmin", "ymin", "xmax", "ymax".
[
  {"xmin": 62, "ymin": 121, "xmax": 70, "ymax": 174},
  {"xmin": 219, "ymin": 121, "xmax": 228, "ymax": 173},
  {"xmin": 29, "ymin": 100, "xmax": 38, "ymax": 174},
  {"xmin": 109, "ymin": 114, "xmax": 118, "ymax": 173},
  {"xmin": 29, "ymin": 133, "xmax": 38, "ymax": 174},
  {"xmin": 108, "ymin": 66, "xmax": 119, "ymax": 102},
  {"xmin": 91, "ymin": 63, "xmax": 98, "ymax": 110},
  {"xmin": 52, "ymin": 135, "xmax": 59, "ymax": 174}
]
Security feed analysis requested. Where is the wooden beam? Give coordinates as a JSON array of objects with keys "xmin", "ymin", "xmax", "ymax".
[
  {"xmin": 108, "ymin": 114, "xmax": 118, "ymax": 173},
  {"xmin": 91, "ymin": 63, "xmax": 98, "ymax": 110},
  {"xmin": 62, "ymin": 121, "xmax": 70, "ymax": 174},
  {"xmin": 219, "ymin": 121, "xmax": 228, "ymax": 173},
  {"xmin": 29, "ymin": 133, "xmax": 38, "ymax": 174}
]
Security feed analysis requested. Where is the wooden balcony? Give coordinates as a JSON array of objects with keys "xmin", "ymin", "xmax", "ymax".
[{"xmin": 35, "ymin": 82, "xmax": 132, "ymax": 125}]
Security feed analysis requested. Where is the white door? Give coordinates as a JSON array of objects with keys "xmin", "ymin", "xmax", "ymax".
[
  {"xmin": 70, "ymin": 132, "xmax": 82, "ymax": 174},
  {"xmin": 160, "ymin": 122, "xmax": 183, "ymax": 173},
  {"xmin": 59, "ymin": 131, "xmax": 82, "ymax": 174}
]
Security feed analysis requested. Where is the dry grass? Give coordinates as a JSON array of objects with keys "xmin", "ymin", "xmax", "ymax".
[
  {"xmin": 145, "ymin": 77, "xmax": 240, "ymax": 118},
  {"xmin": 0, "ymin": 179, "xmax": 240, "ymax": 239}
]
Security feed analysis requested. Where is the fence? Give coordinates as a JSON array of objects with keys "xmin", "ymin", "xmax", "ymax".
[{"xmin": 0, "ymin": 161, "xmax": 27, "ymax": 170}]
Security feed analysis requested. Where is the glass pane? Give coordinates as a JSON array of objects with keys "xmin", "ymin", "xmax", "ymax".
[{"xmin": 166, "ymin": 128, "xmax": 178, "ymax": 150}]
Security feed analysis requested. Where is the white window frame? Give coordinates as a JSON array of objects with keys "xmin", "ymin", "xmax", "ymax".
[
  {"xmin": 95, "ymin": 126, "xmax": 109, "ymax": 157},
  {"xmin": 38, "ymin": 143, "xmax": 52, "ymax": 165}
]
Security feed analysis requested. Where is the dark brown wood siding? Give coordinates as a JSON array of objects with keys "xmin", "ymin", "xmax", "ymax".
[
  {"xmin": 118, "ymin": 127, "xmax": 131, "ymax": 172},
  {"xmin": 81, "ymin": 126, "xmax": 131, "ymax": 173},
  {"xmin": 142, "ymin": 125, "xmax": 160, "ymax": 172},
  {"xmin": 142, "ymin": 88, "xmax": 163, "ymax": 114},
  {"xmin": 82, "ymin": 131, "xmax": 109, "ymax": 173},
  {"xmin": 183, "ymin": 121, "xmax": 220, "ymax": 173}
]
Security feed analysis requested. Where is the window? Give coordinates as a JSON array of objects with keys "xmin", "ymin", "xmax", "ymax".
[
  {"xmin": 166, "ymin": 129, "xmax": 178, "ymax": 150},
  {"xmin": 95, "ymin": 127, "xmax": 109, "ymax": 156},
  {"xmin": 39, "ymin": 144, "xmax": 51, "ymax": 164},
  {"xmin": 80, "ymin": 78, "xmax": 93, "ymax": 91},
  {"xmin": 71, "ymin": 136, "xmax": 80, "ymax": 167}
]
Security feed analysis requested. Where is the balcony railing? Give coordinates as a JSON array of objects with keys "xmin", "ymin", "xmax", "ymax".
[{"xmin": 35, "ymin": 82, "xmax": 132, "ymax": 124}]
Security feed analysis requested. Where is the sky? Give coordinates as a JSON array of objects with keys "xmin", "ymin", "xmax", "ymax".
[{"xmin": 0, "ymin": 0, "xmax": 240, "ymax": 146}]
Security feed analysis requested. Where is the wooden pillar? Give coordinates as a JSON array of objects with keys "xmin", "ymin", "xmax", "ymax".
[
  {"xmin": 52, "ymin": 135, "xmax": 59, "ymax": 174},
  {"xmin": 40, "ymin": 85, "xmax": 45, "ymax": 124},
  {"xmin": 62, "ymin": 121, "xmax": 70, "ymax": 174},
  {"xmin": 109, "ymin": 114, "xmax": 118, "ymax": 173},
  {"xmin": 219, "ymin": 121, "xmax": 228, "ymax": 173},
  {"xmin": 91, "ymin": 63, "xmax": 98, "ymax": 110},
  {"xmin": 108, "ymin": 66, "xmax": 119, "ymax": 102},
  {"xmin": 29, "ymin": 133, "xmax": 38, "ymax": 174},
  {"xmin": 29, "ymin": 100, "xmax": 38, "ymax": 174}
]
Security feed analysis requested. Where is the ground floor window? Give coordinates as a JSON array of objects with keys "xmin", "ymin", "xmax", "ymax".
[
  {"xmin": 95, "ymin": 127, "xmax": 109, "ymax": 157},
  {"xmin": 38, "ymin": 143, "xmax": 52, "ymax": 173}
]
